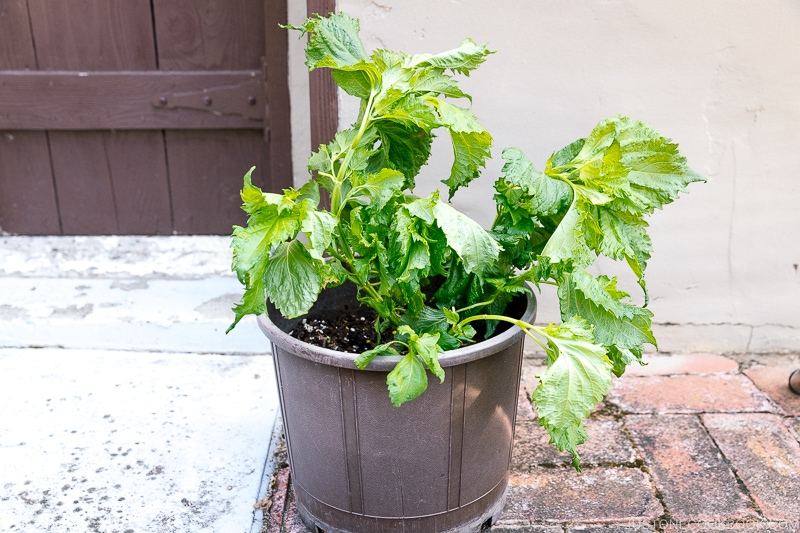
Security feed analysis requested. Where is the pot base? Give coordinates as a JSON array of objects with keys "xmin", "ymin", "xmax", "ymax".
[{"xmin": 296, "ymin": 479, "xmax": 508, "ymax": 533}]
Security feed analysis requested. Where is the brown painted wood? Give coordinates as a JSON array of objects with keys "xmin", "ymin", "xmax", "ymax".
[
  {"xmin": 103, "ymin": 131, "xmax": 173, "ymax": 235},
  {"xmin": 153, "ymin": 0, "xmax": 265, "ymax": 70},
  {"xmin": 23, "ymin": 0, "xmax": 167, "ymax": 235},
  {"xmin": 48, "ymin": 131, "xmax": 119, "ymax": 235},
  {"xmin": 27, "ymin": 0, "xmax": 156, "ymax": 70},
  {"xmin": 307, "ymin": 0, "xmax": 339, "ymax": 153},
  {"xmin": 166, "ymin": 130, "xmax": 265, "ymax": 234},
  {"xmin": 153, "ymin": 0, "xmax": 274, "ymax": 233},
  {"xmin": 0, "ymin": 1, "xmax": 60, "ymax": 234},
  {"xmin": 0, "ymin": 131, "xmax": 61, "ymax": 234},
  {"xmin": 0, "ymin": 0, "xmax": 37, "ymax": 69},
  {"xmin": 264, "ymin": 0, "xmax": 294, "ymax": 189},
  {"xmin": 0, "ymin": 0, "xmax": 292, "ymax": 235},
  {"xmin": 0, "ymin": 71, "xmax": 265, "ymax": 130}
]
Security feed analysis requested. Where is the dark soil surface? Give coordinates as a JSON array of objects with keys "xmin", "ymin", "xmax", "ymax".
[{"xmin": 288, "ymin": 309, "xmax": 379, "ymax": 353}]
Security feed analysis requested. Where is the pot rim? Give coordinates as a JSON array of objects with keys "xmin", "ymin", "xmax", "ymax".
[{"xmin": 257, "ymin": 284, "xmax": 537, "ymax": 371}]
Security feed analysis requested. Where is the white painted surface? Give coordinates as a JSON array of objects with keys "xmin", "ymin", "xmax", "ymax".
[
  {"xmin": 0, "ymin": 236, "xmax": 266, "ymax": 354},
  {"xmin": 0, "ymin": 277, "xmax": 266, "ymax": 354},
  {"xmin": 287, "ymin": 0, "xmax": 800, "ymax": 353},
  {"xmin": 0, "ymin": 236, "xmax": 280, "ymax": 532},
  {"xmin": 0, "ymin": 349, "xmax": 279, "ymax": 533}
]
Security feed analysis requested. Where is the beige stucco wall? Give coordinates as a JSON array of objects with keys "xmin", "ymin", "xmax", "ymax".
[{"xmin": 287, "ymin": 0, "xmax": 800, "ymax": 353}]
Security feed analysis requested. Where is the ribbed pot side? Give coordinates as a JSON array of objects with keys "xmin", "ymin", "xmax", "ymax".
[{"xmin": 258, "ymin": 282, "xmax": 537, "ymax": 533}]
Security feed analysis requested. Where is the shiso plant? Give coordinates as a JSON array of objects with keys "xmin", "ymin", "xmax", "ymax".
[{"xmin": 228, "ymin": 13, "xmax": 704, "ymax": 468}]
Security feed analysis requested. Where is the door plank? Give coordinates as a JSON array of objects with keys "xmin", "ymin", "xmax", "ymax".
[
  {"xmin": 24, "ymin": 0, "xmax": 171, "ymax": 235},
  {"xmin": 166, "ymin": 130, "xmax": 265, "ymax": 234},
  {"xmin": 0, "ymin": 0, "xmax": 37, "ymax": 69},
  {"xmin": 0, "ymin": 1, "xmax": 60, "ymax": 234},
  {"xmin": 0, "ymin": 131, "xmax": 61, "ymax": 234},
  {"xmin": 48, "ymin": 131, "xmax": 118, "ymax": 235},
  {"xmin": 27, "ymin": 0, "xmax": 156, "ymax": 70},
  {"xmin": 0, "ymin": 71, "xmax": 265, "ymax": 130},
  {"xmin": 307, "ymin": 0, "xmax": 339, "ymax": 152},
  {"xmin": 153, "ymin": 0, "xmax": 264, "ymax": 70},
  {"xmin": 264, "ymin": 0, "xmax": 293, "ymax": 189},
  {"xmin": 103, "ymin": 131, "xmax": 173, "ymax": 235},
  {"xmin": 153, "ymin": 1, "xmax": 268, "ymax": 233}
]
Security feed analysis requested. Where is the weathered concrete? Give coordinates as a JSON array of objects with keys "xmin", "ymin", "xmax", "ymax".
[
  {"xmin": 0, "ymin": 276, "xmax": 265, "ymax": 354},
  {"xmin": 0, "ymin": 348, "xmax": 279, "ymax": 533},
  {"xmin": 0, "ymin": 236, "xmax": 281, "ymax": 533},
  {"xmin": 0, "ymin": 236, "xmax": 233, "ymax": 279}
]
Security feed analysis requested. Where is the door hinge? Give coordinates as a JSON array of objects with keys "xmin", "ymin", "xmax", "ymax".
[{"xmin": 151, "ymin": 77, "xmax": 264, "ymax": 120}]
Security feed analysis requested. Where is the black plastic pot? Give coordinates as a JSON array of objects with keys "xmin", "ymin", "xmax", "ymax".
[{"xmin": 258, "ymin": 283, "xmax": 537, "ymax": 533}]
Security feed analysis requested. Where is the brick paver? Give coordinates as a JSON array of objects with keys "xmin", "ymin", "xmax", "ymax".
[
  {"xmin": 489, "ymin": 524, "xmax": 563, "ymax": 533},
  {"xmin": 627, "ymin": 353, "xmax": 739, "ymax": 376},
  {"xmin": 625, "ymin": 415, "xmax": 755, "ymax": 522},
  {"xmin": 513, "ymin": 417, "xmax": 637, "ymax": 467},
  {"xmin": 500, "ymin": 467, "xmax": 663, "ymax": 524},
  {"xmin": 265, "ymin": 468, "xmax": 291, "ymax": 532},
  {"xmin": 745, "ymin": 362, "xmax": 800, "ymax": 415},
  {"xmin": 703, "ymin": 413, "xmax": 800, "ymax": 521},
  {"xmin": 788, "ymin": 417, "xmax": 800, "ymax": 443},
  {"xmin": 567, "ymin": 526, "xmax": 656, "ymax": 533},
  {"xmin": 664, "ymin": 522, "xmax": 800, "ymax": 532},
  {"xmin": 608, "ymin": 374, "xmax": 774, "ymax": 414}
]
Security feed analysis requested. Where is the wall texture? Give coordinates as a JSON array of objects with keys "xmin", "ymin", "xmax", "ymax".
[{"xmin": 287, "ymin": 0, "xmax": 800, "ymax": 353}]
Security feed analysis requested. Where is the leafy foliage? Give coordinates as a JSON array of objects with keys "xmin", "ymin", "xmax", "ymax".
[{"xmin": 230, "ymin": 13, "xmax": 705, "ymax": 469}]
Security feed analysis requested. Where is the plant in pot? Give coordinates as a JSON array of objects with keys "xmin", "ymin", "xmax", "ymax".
[{"xmin": 228, "ymin": 12, "xmax": 703, "ymax": 533}]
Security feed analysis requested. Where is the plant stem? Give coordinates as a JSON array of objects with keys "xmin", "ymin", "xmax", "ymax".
[
  {"xmin": 455, "ymin": 299, "xmax": 496, "ymax": 314},
  {"xmin": 331, "ymin": 90, "xmax": 377, "ymax": 216},
  {"xmin": 458, "ymin": 314, "xmax": 549, "ymax": 352}
]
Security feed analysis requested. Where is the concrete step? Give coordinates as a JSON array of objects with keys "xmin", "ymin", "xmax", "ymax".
[
  {"xmin": 0, "ymin": 348, "xmax": 280, "ymax": 533},
  {"xmin": 0, "ymin": 236, "xmax": 282, "ymax": 532}
]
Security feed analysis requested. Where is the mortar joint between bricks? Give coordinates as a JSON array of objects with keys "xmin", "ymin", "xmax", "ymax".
[{"xmin": 696, "ymin": 414, "xmax": 766, "ymax": 520}]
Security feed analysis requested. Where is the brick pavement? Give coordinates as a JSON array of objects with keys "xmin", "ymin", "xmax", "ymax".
[{"xmin": 263, "ymin": 353, "xmax": 800, "ymax": 532}]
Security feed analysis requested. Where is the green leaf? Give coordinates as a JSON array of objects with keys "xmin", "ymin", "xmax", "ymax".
[
  {"xmin": 375, "ymin": 92, "xmax": 439, "ymax": 130},
  {"xmin": 290, "ymin": 13, "xmax": 368, "ymax": 70},
  {"xmin": 227, "ymin": 275, "xmax": 266, "ymax": 334},
  {"xmin": 442, "ymin": 307, "xmax": 460, "ymax": 325},
  {"xmin": 540, "ymin": 198, "xmax": 594, "ymax": 267},
  {"xmin": 409, "ymin": 68, "xmax": 468, "ymax": 100},
  {"xmin": 263, "ymin": 241, "xmax": 324, "ymax": 319},
  {"xmin": 332, "ymin": 65, "xmax": 377, "ymax": 99},
  {"xmin": 430, "ymin": 98, "xmax": 484, "ymax": 133},
  {"xmin": 354, "ymin": 342, "xmax": 400, "ymax": 369},
  {"xmin": 403, "ymin": 194, "xmax": 436, "ymax": 225},
  {"xmin": 500, "ymin": 147, "xmax": 572, "ymax": 217},
  {"xmin": 368, "ymin": 121, "xmax": 433, "ymax": 190},
  {"xmin": 558, "ymin": 269, "xmax": 657, "ymax": 354},
  {"xmin": 532, "ymin": 318, "xmax": 613, "ymax": 470},
  {"xmin": 387, "ymin": 352, "xmax": 428, "ymax": 407},
  {"xmin": 301, "ymin": 210, "xmax": 338, "ymax": 260},
  {"xmin": 433, "ymin": 200, "xmax": 500, "ymax": 275},
  {"xmin": 407, "ymin": 38, "xmax": 493, "ymax": 76},
  {"xmin": 353, "ymin": 168, "xmax": 405, "ymax": 210},
  {"xmin": 407, "ymin": 330, "xmax": 445, "ymax": 383},
  {"xmin": 444, "ymin": 130, "xmax": 492, "ymax": 199},
  {"xmin": 229, "ymin": 175, "xmax": 308, "ymax": 331}
]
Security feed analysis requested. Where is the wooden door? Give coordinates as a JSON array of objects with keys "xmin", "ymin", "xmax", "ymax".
[{"xmin": 0, "ymin": 0, "xmax": 291, "ymax": 235}]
